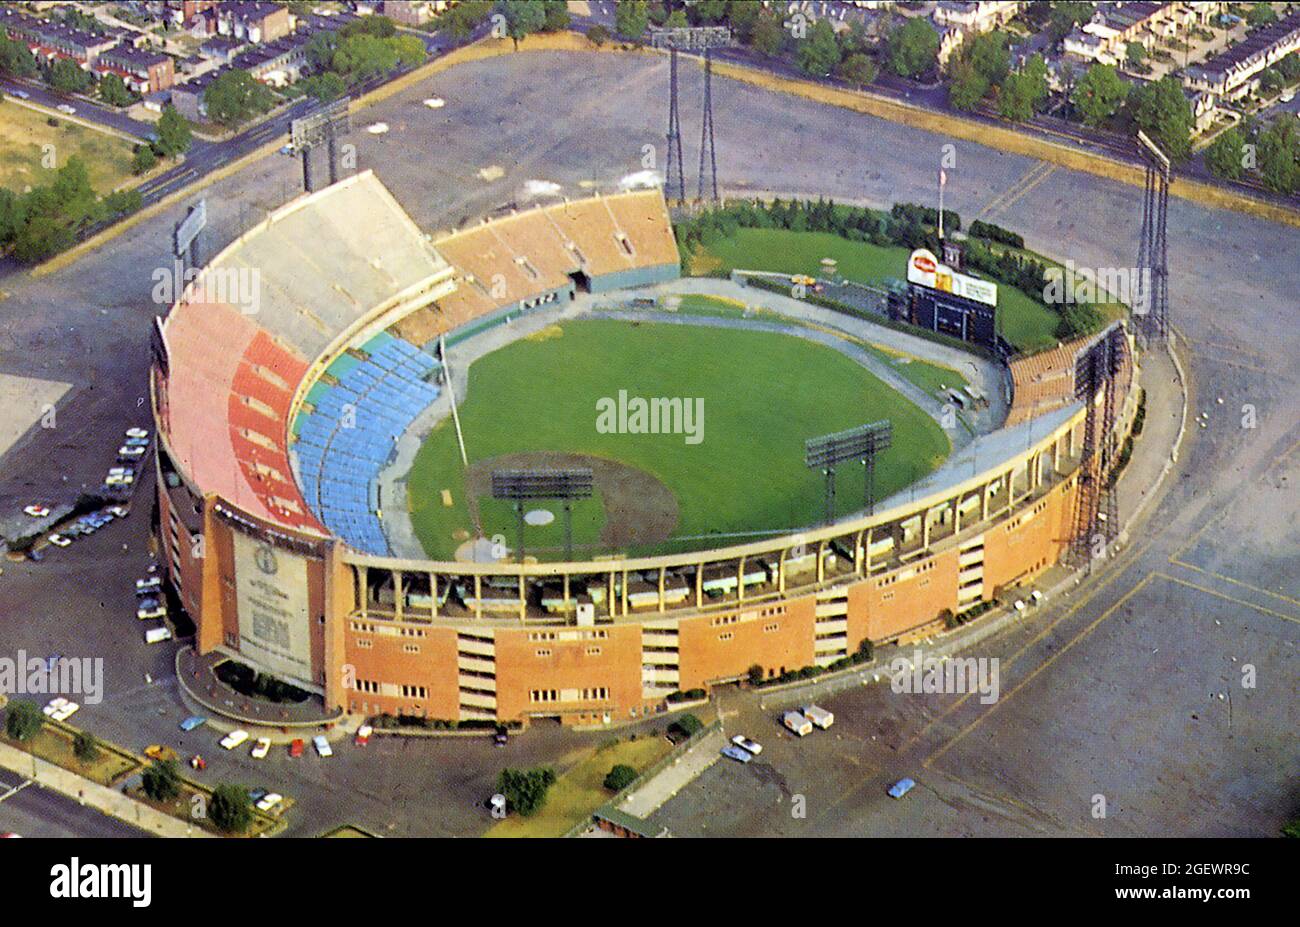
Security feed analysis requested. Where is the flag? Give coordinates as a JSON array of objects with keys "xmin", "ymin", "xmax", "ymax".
[{"xmin": 939, "ymin": 169, "xmax": 947, "ymax": 188}]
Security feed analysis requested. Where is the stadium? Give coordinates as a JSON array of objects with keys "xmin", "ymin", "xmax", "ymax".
[{"xmin": 152, "ymin": 168, "xmax": 1140, "ymax": 728}]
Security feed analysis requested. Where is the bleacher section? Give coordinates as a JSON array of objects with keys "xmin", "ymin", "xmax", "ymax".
[
  {"xmin": 394, "ymin": 189, "xmax": 680, "ymax": 348},
  {"xmin": 1006, "ymin": 328, "xmax": 1133, "ymax": 427},
  {"xmin": 292, "ymin": 333, "xmax": 441, "ymax": 554}
]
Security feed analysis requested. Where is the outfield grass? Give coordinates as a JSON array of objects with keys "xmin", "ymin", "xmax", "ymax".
[
  {"xmin": 0, "ymin": 100, "xmax": 137, "ymax": 192},
  {"xmin": 407, "ymin": 320, "xmax": 950, "ymax": 559},
  {"xmin": 484, "ymin": 735, "xmax": 672, "ymax": 838},
  {"xmin": 689, "ymin": 227, "xmax": 1073, "ymax": 355}
]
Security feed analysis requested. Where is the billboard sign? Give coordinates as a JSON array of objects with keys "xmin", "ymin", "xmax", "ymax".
[
  {"xmin": 232, "ymin": 531, "xmax": 313, "ymax": 688},
  {"xmin": 907, "ymin": 248, "xmax": 998, "ymax": 307},
  {"xmin": 173, "ymin": 200, "xmax": 206, "ymax": 258}
]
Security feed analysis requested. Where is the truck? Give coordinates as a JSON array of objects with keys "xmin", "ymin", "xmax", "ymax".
[
  {"xmin": 782, "ymin": 711, "xmax": 813, "ymax": 736},
  {"xmin": 803, "ymin": 704, "xmax": 834, "ymax": 730}
]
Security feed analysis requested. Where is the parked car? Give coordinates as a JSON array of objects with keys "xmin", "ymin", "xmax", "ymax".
[
  {"xmin": 47, "ymin": 534, "xmax": 71, "ymax": 548},
  {"xmin": 125, "ymin": 427, "xmax": 149, "ymax": 440},
  {"xmin": 219, "ymin": 730, "xmax": 250, "ymax": 750},
  {"xmin": 56, "ymin": 103, "xmax": 75, "ymax": 115},
  {"xmin": 249, "ymin": 788, "xmax": 268, "ymax": 803},
  {"xmin": 137, "ymin": 604, "xmax": 166, "ymax": 620},
  {"xmin": 312, "ymin": 734, "xmax": 332, "ymax": 757},
  {"xmin": 144, "ymin": 626, "xmax": 172, "ymax": 644},
  {"xmin": 23, "ymin": 504, "xmax": 49, "ymax": 518},
  {"xmin": 118, "ymin": 446, "xmax": 145, "ymax": 459},
  {"xmin": 123, "ymin": 436, "xmax": 149, "ymax": 448},
  {"xmin": 720, "ymin": 745, "xmax": 753, "ymax": 763},
  {"xmin": 250, "ymin": 737, "xmax": 271, "ymax": 760},
  {"xmin": 11, "ymin": 89, "xmax": 29, "ymax": 99},
  {"xmin": 179, "ymin": 715, "xmax": 206, "ymax": 732},
  {"xmin": 144, "ymin": 745, "xmax": 177, "ymax": 762},
  {"xmin": 255, "ymin": 792, "xmax": 283, "ymax": 813},
  {"xmin": 887, "ymin": 777, "xmax": 917, "ymax": 799},
  {"xmin": 136, "ymin": 576, "xmax": 162, "ymax": 594},
  {"xmin": 493, "ymin": 731, "xmax": 508, "ymax": 747},
  {"xmin": 354, "ymin": 724, "xmax": 372, "ymax": 746},
  {"xmin": 189, "ymin": 754, "xmax": 206, "ymax": 771},
  {"xmin": 288, "ymin": 738, "xmax": 304, "ymax": 758},
  {"xmin": 43, "ymin": 699, "xmax": 79, "ymax": 722},
  {"xmin": 366, "ymin": 121, "xmax": 389, "ymax": 134},
  {"xmin": 731, "ymin": 734, "xmax": 762, "ymax": 756},
  {"xmin": 423, "ymin": 97, "xmax": 445, "ymax": 109}
]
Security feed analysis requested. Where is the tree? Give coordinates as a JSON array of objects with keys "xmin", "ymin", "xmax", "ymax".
[
  {"xmin": 665, "ymin": 10, "xmax": 689, "ymax": 29},
  {"xmin": 603, "ymin": 764, "xmax": 638, "ymax": 791},
  {"xmin": 837, "ymin": 53, "xmax": 878, "ymax": 89},
  {"xmin": 305, "ymin": 30, "xmax": 338, "ymax": 70},
  {"xmin": 1204, "ymin": 126, "xmax": 1246, "ymax": 180},
  {"xmin": 587, "ymin": 24, "xmax": 610, "ymax": 47},
  {"xmin": 948, "ymin": 60, "xmax": 989, "ymax": 112},
  {"xmin": 1247, "ymin": 2, "xmax": 1277, "ymax": 27},
  {"xmin": 615, "ymin": 0, "xmax": 649, "ymax": 41},
  {"xmin": 210, "ymin": 784, "xmax": 252, "ymax": 833},
  {"xmin": 0, "ymin": 189, "xmax": 26, "ymax": 245},
  {"xmin": 4, "ymin": 700, "xmax": 42, "ymax": 742},
  {"xmin": 341, "ymin": 14, "xmax": 397, "ymax": 39},
  {"xmin": 0, "ymin": 35, "xmax": 37, "ymax": 78},
  {"xmin": 671, "ymin": 713, "xmax": 704, "ymax": 737},
  {"xmin": 48, "ymin": 57, "xmax": 92, "ymax": 94},
  {"xmin": 750, "ymin": 12, "xmax": 785, "ymax": 57},
  {"xmin": 1126, "ymin": 41, "xmax": 1147, "ymax": 67},
  {"xmin": 99, "ymin": 73, "xmax": 133, "ymax": 106},
  {"xmin": 496, "ymin": 766, "xmax": 556, "ymax": 817},
  {"xmin": 1260, "ymin": 67, "xmax": 1285, "ymax": 95},
  {"xmin": 203, "ymin": 69, "xmax": 274, "ymax": 128},
  {"xmin": 541, "ymin": 0, "xmax": 570, "ymax": 32},
  {"xmin": 390, "ymin": 34, "xmax": 427, "ymax": 67},
  {"xmin": 142, "ymin": 759, "xmax": 181, "ymax": 802},
  {"xmin": 333, "ymin": 33, "xmax": 399, "ymax": 81},
  {"xmin": 1257, "ymin": 114, "xmax": 1299, "ymax": 194},
  {"xmin": 437, "ymin": 0, "xmax": 491, "ymax": 40},
  {"xmin": 1129, "ymin": 75, "xmax": 1193, "ymax": 162},
  {"xmin": 889, "ymin": 18, "xmax": 939, "ymax": 79},
  {"xmin": 155, "ymin": 103, "xmax": 192, "ymax": 158},
  {"xmin": 73, "ymin": 730, "xmax": 100, "ymax": 764},
  {"xmin": 998, "ymin": 71, "xmax": 1040, "ymax": 122},
  {"xmin": 1278, "ymin": 53, "xmax": 1300, "ymax": 83},
  {"xmin": 966, "ymin": 30, "xmax": 1010, "ymax": 85},
  {"xmin": 301, "ymin": 71, "xmax": 346, "ymax": 103},
  {"xmin": 501, "ymin": 0, "xmax": 545, "ymax": 49},
  {"xmin": 1072, "ymin": 63, "xmax": 1128, "ymax": 127},
  {"xmin": 1047, "ymin": 1, "xmax": 1096, "ymax": 40},
  {"xmin": 797, "ymin": 19, "xmax": 842, "ymax": 77},
  {"xmin": 725, "ymin": 0, "xmax": 761, "ymax": 43}
]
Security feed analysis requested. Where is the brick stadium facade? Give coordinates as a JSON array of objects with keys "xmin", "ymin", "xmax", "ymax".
[{"xmin": 153, "ymin": 173, "xmax": 1139, "ymax": 727}]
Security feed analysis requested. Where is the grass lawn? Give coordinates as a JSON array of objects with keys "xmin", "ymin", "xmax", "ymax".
[
  {"xmin": 484, "ymin": 735, "xmax": 672, "ymax": 838},
  {"xmin": 0, "ymin": 100, "xmax": 138, "ymax": 193},
  {"xmin": 656, "ymin": 294, "xmax": 971, "ymax": 402},
  {"xmin": 2, "ymin": 726, "xmax": 137, "ymax": 786},
  {"xmin": 689, "ymin": 227, "xmax": 1093, "ymax": 355},
  {"xmin": 407, "ymin": 320, "xmax": 950, "ymax": 559}
]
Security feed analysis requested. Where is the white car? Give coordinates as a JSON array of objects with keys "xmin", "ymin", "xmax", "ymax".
[
  {"xmin": 44, "ymin": 699, "xmax": 79, "ymax": 722},
  {"xmin": 731, "ymin": 734, "xmax": 763, "ymax": 756},
  {"xmin": 422, "ymin": 97, "xmax": 445, "ymax": 109},
  {"xmin": 118, "ymin": 446, "xmax": 145, "ymax": 459},
  {"xmin": 136, "ymin": 577, "xmax": 161, "ymax": 593},
  {"xmin": 219, "ymin": 730, "xmax": 250, "ymax": 750},
  {"xmin": 312, "ymin": 734, "xmax": 332, "ymax": 758},
  {"xmin": 255, "ymin": 792, "xmax": 283, "ymax": 812},
  {"xmin": 366, "ymin": 121, "xmax": 389, "ymax": 134},
  {"xmin": 109, "ymin": 506, "xmax": 129, "ymax": 518},
  {"xmin": 250, "ymin": 737, "xmax": 271, "ymax": 760},
  {"xmin": 47, "ymin": 534, "xmax": 72, "ymax": 548},
  {"xmin": 143, "ymin": 626, "xmax": 172, "ymax": 644},
  {"xmin": 105, "ymin": 474, "xmax": 134, "ymax": 486},
  {"xmin": 11, "ymin": 89, "xmax": 29, "ymax": 100},
  {"xmin": 56, "ymin": 104, "xmax": 75, "ymax": 115},
  {"xmin": 23, "ymin": 505, "xmax": 50, "ymax": 518},
  {"xmin": 137, "ymin": 605, "xmax": 166, "ymax": 620},
  {"xmin": 125, "ymin": 427, "xmax": 150, "ymax": 440}
]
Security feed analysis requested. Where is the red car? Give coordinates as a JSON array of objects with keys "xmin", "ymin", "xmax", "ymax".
[
  {"xmin": 189, "ymin": 755, "xmax": 206, "ymax": 771},
  {"xmin": 288, "ymin": 738, "xmax": 304, "ymax": 758},
  {"xmin": 354, "ymin": 724, "xmax": 372, "ymax": 746}
]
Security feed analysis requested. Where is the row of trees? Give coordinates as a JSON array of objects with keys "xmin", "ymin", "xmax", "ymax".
[
  {"xmin": 0, "ymin": 35, "xmax": 143, "ymax": 107},
  {"xmin": 0, "ymin": 157, "xmax": 141, "ymax": 262},
  {"xmin": 299, "ymin": 14, "xmax": 427, "ymax": 103},
  {"xmin": 1206, "ymin": 113, "xmax": 1300, "ymax": 194}
]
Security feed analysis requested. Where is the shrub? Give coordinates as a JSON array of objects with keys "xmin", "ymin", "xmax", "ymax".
[
  {"xmin": 603, "ymin": 764, "xmax": 638, "ymax": 792},
  {"xmin": 4, "ymin": 700, "xmax": 43, "ymax": 741},
  {"xmin": 496, "ymin": 766, "xmax": 556, "ymax": 817},
  {"xmin": 73, "ymin": 730, "xmax": 100, "ymax": 764},
  {"xmin": 142, "ymin": 759, "xmax": 181, "ymax": 802},
  {"xmin": 210, "ymin": 783, "xmax": 252, "ymax": 833}
]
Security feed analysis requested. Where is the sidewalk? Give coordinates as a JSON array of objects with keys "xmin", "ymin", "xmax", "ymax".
[
  {"xmin": 615, "ymin": 725, "xmax": 728, "ymax": 819},
  {"xmin": 0, "ymin": 740, "xmax": 210, "ymax": 838}
]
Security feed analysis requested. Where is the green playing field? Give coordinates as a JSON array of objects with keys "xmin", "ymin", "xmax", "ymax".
[{"xmin": 406, "ymin": 319, "xmax": 951, "ymax": 561}]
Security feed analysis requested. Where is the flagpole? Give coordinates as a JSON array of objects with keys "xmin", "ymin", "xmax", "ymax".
[{"xmin": 938, "ymin": 168, "xmax": 945, "ymax": 241}]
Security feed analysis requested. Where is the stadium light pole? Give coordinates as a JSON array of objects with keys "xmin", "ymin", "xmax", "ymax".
[
  {"xmin": 806, "ymin": 421, "xmax": 892, "ymax": 526},
  {"xmin": 491, "ymin": 469, "xmax": 594, "ymax": 562}
]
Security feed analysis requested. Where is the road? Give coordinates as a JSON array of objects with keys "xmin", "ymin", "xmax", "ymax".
[{"xmin": 0, "ymin": 772, "xmax": 148, "ymax": 838}]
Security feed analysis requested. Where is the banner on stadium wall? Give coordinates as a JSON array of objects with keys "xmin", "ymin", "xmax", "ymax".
[
  {"xmin": 907, "ymin": 248, "xmax": 998, "ymax": 308},
  {"xmin": 232, "ymin": 531, "xmax": 313, "ymax": 687}
]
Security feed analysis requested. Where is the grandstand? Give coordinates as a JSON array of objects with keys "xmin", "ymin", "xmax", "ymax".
[{"xmin": 152, "ymin": 168, "xmax": 1141, "ymax": 728}]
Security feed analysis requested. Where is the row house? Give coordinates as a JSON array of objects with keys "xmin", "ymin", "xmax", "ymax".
[
  {"xmin": 1184, "ymin": 10, "xmax": 1300, "ymax": 100},
  {"xmin": 933, "ymin": 1, "xmax": 1025, "ymax": 35},
  {"xmin": 94, "ymin": 45, "xmax": 175, "ymax": 94},
  {"xmin": 0, "ymin": 8, "xmax": 119, "ymax": 66}
]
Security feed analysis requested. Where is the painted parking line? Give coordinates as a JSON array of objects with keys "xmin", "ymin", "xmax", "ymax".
[{"xmin": 0, "ymin": 779, "xmax": 33, "ymax": 803}]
